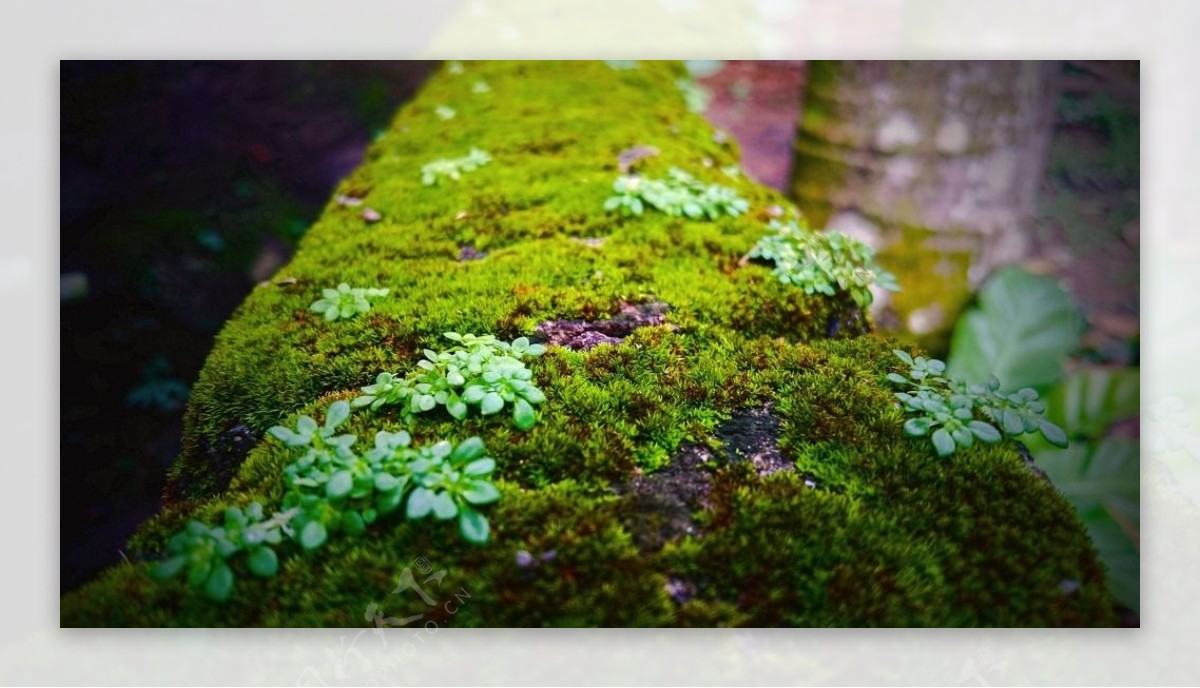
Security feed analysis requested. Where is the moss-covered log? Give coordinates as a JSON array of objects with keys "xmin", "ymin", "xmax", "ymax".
[{"xmin": 62, "ymin": 61, "xmax": 1113, "ymax": 627}]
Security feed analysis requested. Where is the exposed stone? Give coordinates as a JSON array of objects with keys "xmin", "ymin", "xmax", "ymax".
[
  {"xmin": 617, "ymin": 145, "xmax": 660, "ymax": 173},
  {"xmin": 536, "ymin": 300, "xmax": 671, "ymax": 350},
  {"xmin": 620, "ymin": 443, "xmax": 713, "ymax": 552},
  {"xmin": 458, "ymin": 244, "xmax": 487, "ymax": 261},
  {"xmin": 714, "ymin": 404, "xmax": 789, "ymax": 476},
  {"xmin": 618, "ymin": 405, "xmax": 788, "ymax": 553}
]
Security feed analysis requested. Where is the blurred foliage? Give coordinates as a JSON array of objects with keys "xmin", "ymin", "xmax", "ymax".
[
  {"xmin": 948, "ymin": 267, "xmax": 1139, "ymax": 614},
  {"xmin": 947, "ymin": 267, "xmax": 1084, "ymax": 392}
]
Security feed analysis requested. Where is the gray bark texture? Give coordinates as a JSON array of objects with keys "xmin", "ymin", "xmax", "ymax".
[{"xmin": 791, "ymin": 60, "xmax": 1057, "ymax": 283}]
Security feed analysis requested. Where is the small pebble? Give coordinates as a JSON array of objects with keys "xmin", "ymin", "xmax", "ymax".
[
  {"xmin": 335, "ymin": 194, "xmax": 363, "ymax": 207},
  {"xmin": 515, "ymin": 550, "xmax": 535, "ymax": 568},
  {"xmin": 362, "ymin": 208, "xmax": 382, "ymax": 223}
]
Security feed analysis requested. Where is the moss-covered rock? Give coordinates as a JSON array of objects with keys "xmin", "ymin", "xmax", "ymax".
[{"xmin": 62, "ymin": 61, "xmax": 1114, "ymax": 627}]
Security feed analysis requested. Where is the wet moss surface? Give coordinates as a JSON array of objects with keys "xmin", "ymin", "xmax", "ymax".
[{"xmin": 62, "ymin": 61, "xmax": 1115, "ymax": 627}]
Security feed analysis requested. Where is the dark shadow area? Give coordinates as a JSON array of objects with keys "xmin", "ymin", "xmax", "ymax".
[{"xmin": 60, "ymin": 60, "xmax": 436, "ymax": 592}]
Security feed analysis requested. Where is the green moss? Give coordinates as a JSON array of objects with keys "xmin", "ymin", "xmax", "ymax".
[
  {"xmin": 62, "ymin": 61, "xmax": 1114, "ymax": 627},
  {"xmin": 873, "ymin": 223, "xmax": 974, "ymax": 355}
]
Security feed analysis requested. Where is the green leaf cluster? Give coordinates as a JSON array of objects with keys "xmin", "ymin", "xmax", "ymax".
[
  {"xmin": 353, "ymin": 332, "xmax": 547, "ymax": 430},
  {"xmin": 278, "ymin": 421, "xmax": 499, "ymax": 549},
  {"xmin": 604, "ymin": 167, "xmax": 749, "ymax": 220},
  {"xmin": 150, "ymin": 399, "xmax": 503, "ymax": 602},
  {"xmin": 420, "ymin": 148, "xmax": 492, "ymax": 186},
  {"xmin": 886, "ymin": 349, "xmax": 1068, "ymax": 458},
  {"xmin": 148, "ymin": 501, "xmax": 288, "ymax": 602},
  {"xmin": 749, "ymin": 218, "xmax": 899, "ymax": 309},
  {"xmin": 309, "ymin": 283, "xmax": 389, "ymax": 322}
]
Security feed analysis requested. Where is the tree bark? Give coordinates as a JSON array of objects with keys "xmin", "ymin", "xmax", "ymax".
[{"xmin": 791, "ymin": 60, "xmax": 1057, "ymax": 345}]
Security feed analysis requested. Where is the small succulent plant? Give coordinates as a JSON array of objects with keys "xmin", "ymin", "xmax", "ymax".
[
  {"xmin": 309, "ymin": 283, "xmax": 389, "ymax": 322},
  {"xmin": 421, "ymin": 149, "xmax": 492, "ymax": 186},
  {"xmin": 749, "ymin": 218, "xmax": 898, "ymax": 309},
  {"xmin": 604, "ymin": 167, "xmax": 749, "ymax": 220},
  {"xmin": 886, "ymin": 350, "xmax": 1068, "ymax": 457},
  {"xmin": 353, "ymin": 333, "xmax": 548, "ymax": 431}
]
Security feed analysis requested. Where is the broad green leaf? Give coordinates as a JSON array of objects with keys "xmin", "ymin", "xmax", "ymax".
[
  {"xmin": 512, "ymin": 397, "xmax": 537, "ymax": 430},
  {"xmin": 903, "ymin": 418, "xmax": 930, "ymax": 436},
  {"xmin": 947, "ymin": 267, "xmax": 1082, "ymax": 391},
  {"xmin": 1001, "ymin": 408, "xmax": 1025, "ymax": 435},
  {"xmin": 374, "ymin": 473, "xmax": 400, "ymax": 491},
  {"xmin": 149, "ymin": 555, "xmax": 186, "ymax": 580},
  {"xmin": 451, "ymin": 437, "xmax": 486, "ymax": 463},
  {"xmin": 932, "ymin": 429, "xmax": 956, "ymax": 457},
  {"xmin": 326, "ymin": 470, "xmax": 354, "ymax": 500},
  {"xmin": 1045, "ymin": 367, "xmax": 1140, "ymax": 439},
  {"xmin": 299, "ymin": 521, "xmax": 327, "ymax": 550},
  {"xmin": 186, "ymin": 559, "xmax": 212, "ymax": 588},
  {"xmin": 407, "ymin": 487, "xmax": 435, "ymax": 519},
  {"xmin": 461, "ymin": 480, "xmax": 501, "ymax": 505},
  {"xmin": 1038, "ymin": 418, "xmax": 1069, "ymax": 448},
  {"xmin": 325, "ymin": 400, "xmax": 350, "ymax": 429},
  {"xmin": 968, "ymin": 420, "xmax": 1002, "ymax": 443},
  {"xmin": 376, "ymin": 487, "xmax": 403, "ymax": 515},
  {"xmin": 342, "ymin": 510, "xmax": 366, "ymax": 536},
  {"xmin": 480, "ymin": 392, "xmax": 504, "ymax": 415},
  {"xmin": 459, "ymin": 507, "xmax": 489, "ymax": 544},
  {"xmin": 463, "ymin": 458, "xmax": 495, "ymax": 476},
  {"xmin": 268, "ymin": 426, "xmax": 300, "ymax": 445},
  {"xmin": 431, "ymin": 492, "xmax": 458, "ymax": 520},
  {"xmin": 247, "ymin": 546, "xmax": 278, "ymax": 578},
  {"xmin": 204, "ymin": 563, "xmax": 235, "ymax": 602}
]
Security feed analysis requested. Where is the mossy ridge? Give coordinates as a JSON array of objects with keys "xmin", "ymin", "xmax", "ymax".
[
  {"xmin": 66, "ymin": 333, "xmax": 1111, "ymax": 626},
  {"xmin": 167, "ymin": 60, "xmax": 846, "ymax": 501},
  {"xmin": 63, "ymin": 61, "xmax": 1114, "ymax": 626}
]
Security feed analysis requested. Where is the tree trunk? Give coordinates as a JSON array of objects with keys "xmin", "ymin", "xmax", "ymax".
[{"xmin": 791, "ymin": 60, "xmax": 1057, "ymax": 348}]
